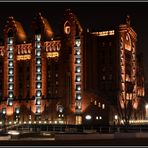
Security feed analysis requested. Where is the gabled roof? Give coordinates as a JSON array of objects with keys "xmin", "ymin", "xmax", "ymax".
[
  {"xmin": 32, "ymin": 12, "xmax": 53, "ymax": 39},
  {"xmin": 4, "ymin": 16, "xmax": 27, "ymax": 43}
]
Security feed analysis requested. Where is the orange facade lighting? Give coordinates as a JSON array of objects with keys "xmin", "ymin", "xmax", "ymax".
[
  {"xmin": 47, "ymin": 52, "xmax": 59, "ymax": 58},
  {"xmin": 17, "ymin": 55, "xmax": 31, "ymax": 61}
]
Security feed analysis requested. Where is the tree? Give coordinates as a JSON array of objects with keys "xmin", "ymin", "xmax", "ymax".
[{"xmin": 117, "ymin": 90, "xmax": 137, "ymax": 126}]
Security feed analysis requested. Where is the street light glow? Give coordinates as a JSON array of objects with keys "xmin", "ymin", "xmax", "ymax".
[{"xmin": 85, "ymin": 115, "xmax": 92, "ymax": 120}]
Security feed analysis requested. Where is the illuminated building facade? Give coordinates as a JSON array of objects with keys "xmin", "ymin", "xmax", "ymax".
[
  {"xmin": 0, "ymin": 10, "xmax": 145, "ymax": 125},
  {"xmin": 85, "ymin": 15, "xmax": 145, "ymax": 124}
]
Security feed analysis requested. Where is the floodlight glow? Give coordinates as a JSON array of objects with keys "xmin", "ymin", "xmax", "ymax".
[
  {"xmin": 8, "ymin": 130, "xmax": 20, "ymax": 135},
  {"xmin": 85, "ymin": 115, "xmax": 91, "ymax": 120},
  {"xmin": 114, "ymin": 115, "xmax": 118, "ymax": 120},
  {"xmin": 76, "ymin": 76, "xmax": 81, "ymax": 82},
  {"xmin": 37, "ymin": 59, "xmax": 41, "ymax": 64}
]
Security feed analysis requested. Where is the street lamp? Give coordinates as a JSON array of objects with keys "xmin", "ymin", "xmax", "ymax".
[{"xmin": 85, "ymin": 115, "xmax": 92, "ymax": 120}]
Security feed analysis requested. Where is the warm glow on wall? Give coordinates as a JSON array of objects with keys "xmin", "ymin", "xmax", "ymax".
[
  {"xmin": 7, "ymin": 107, "xmax": 13, "ymax": 116},
  {"xmin": 17, "ymin": 55, "xmax": 31, "ymax": 61},
  {"xmin": 47, "ymin": 52, "xmax": 59, "ymax": 58},
  {"xmin": 92, "ymin": 30, "xmax": 115, "ymax": 36}
]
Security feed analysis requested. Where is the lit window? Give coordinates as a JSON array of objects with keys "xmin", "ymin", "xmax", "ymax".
[
  {"xmin": 36, "ymin": 107, "xmax": 40, "ymax": 113},
  {"xmin": 15, "ymin": 108, "xmax": 20, "ymax": 114},
  {"xmin": 9, "ymin": 39, "xmax": 13, "ymax": 44},
  {"xmin": 37, "ymin": 75, "xmax": 41, "ymax": 81},
  {"xmin": 59, "ymin": 108, "xmax": 62, "ymax": 113},
  {"xmin": 2, "ymin": 108, "xmax": 6, "ymax": 115},
  {"xmin": 9, "ymin": 53, "xmax": 13, "ymax": 59},
  {"xmin": 85, "ymin": 115, "xmax": 91, "ymax": 120},
  {"xmin": 114, "ymin": 115, "xmax": 118, "ymax": 120},
  {"xmin": 9, "ymin": 93, "xmax": 13, "ymax": 98},
  {"xmin": 9, "ymin": 46, "xmax": 13, "ymax": 51},
  {"xmin": 56, "ymin": 74, "xmax": 58, "ymax": 77},
  {"xmin": 58, "ymin": 105, "xmax": 64, "ymax": 113},
  {"xmin": 76, "ymin": 58, "xmax": 81, "ymax": 64},
  {"xmin": 37, "ymin": 43, "xmax": 41, "ymax": 49},
  {"xmin": 94, "ymin": 100, "xmax": 97, "ymax": 105},
  {"xmin": 76, "ymin": 85, "xmax": 81, "ymax": 91},
  {"xmin": 76, "ymin": 76, "xmax": 81, "ymax": 82},
  {"xmin": 9, "ymin": 61, "xmax": 13, "ymax": 67},
  {"xmin": 36, "ymin": 99, "xmax": 41, "ymax": 105},
  {"xmin": 37, "ymin": 83, "xmax": 41, "ymax": 89},
  {"xmin": 78, "ymin": 105, "xmax": 81, "ymax": 109},
  {"xmin": 36, "ymin": 67, "xmax": 41, "ymax": 73},
  {"xmin": 102, "ymin": 104, "xmax": 105, "ymax": 109},
  {"xmin": 99, "ymin": 116, "xmax": 102, "ymax": 120},
  {"xmin": 47, "ymin": 52, "xmax": 59, "ymax": 58},
  {"xmin": 76, "ymin": 50, "xmax": 80, "ymax": 55},
  {"xmin": 36, "ymin": 34, "xmax": 41, "ymax": 41},
  {"xmin": 56, "ymin": 81, "xmax": 59, "ymax": 85},
  {"xmin": 76, "ymin": 67, "xmax": 81, "ymax": 73},
  {"xmin": 64, "ymin": 26, "xmax": 71, "ymax": 34},
  {"xmin": 37, "ymin": 59, "xmax": 41, "ymax": 65},
  {"xmin": 9, "ymin": 69, "xmax": 13, "ymax": 75},
  {"xmin": 36, "ymin": 90, "xmax": 41, "ymax": 97},
  {"xmin": 36, "ymin": 51, "xmax": 41, "ymax": 56},
  {"xmin": 96, "ymin": 116, "xmax": 99, "ymax": 120},
  {"xmin": 9, "ymin": 77, "xmax": 13, "ymax": 82},
  {"xmin": 9, "ymin": 84, "xmax": 13, "ymax": 90},
  {"xmin": 98, "ymin": 102, "xmax": 101, "ymax": 107},
  {"xmin": 29, "ymin": 115, "xmax": 32, "ymax": 120},
  {"xmin": 75, "ymin": 40, "xmax": 81, "ymax": 47},
  {"xmin": 8, "ymin": 100, "xmax": 13, "ymax": 106},
  {"xmin": 9, "ymin": 121, "xmax": 12, "ymax": 125},
  {"xmin": 76, "ymin": 94, "xmax": 81, "ymax": 100}
]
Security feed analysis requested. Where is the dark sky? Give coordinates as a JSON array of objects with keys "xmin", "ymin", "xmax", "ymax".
[{"xmin": 0, "ymin": 2, "xmax": 148, "ymax": 91}]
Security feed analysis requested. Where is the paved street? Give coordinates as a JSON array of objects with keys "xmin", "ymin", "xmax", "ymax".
[{"xmin": 0, "ymin": 138, "xmax": 148, "ymax": 146}]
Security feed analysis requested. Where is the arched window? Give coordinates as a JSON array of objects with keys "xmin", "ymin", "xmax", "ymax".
[{"xmin": 64, "ymin": 21, "xmax": 71, "ymax": 34}]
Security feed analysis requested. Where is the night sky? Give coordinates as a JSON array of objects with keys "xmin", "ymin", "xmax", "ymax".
[{"xmin": 0, "ymin": 2, "xmax": 148, "ymax": 95}]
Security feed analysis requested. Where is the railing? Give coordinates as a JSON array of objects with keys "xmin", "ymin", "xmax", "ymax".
[{"xmin": 2, "ymin": 124, "xmax": 148, "ymax": 134}]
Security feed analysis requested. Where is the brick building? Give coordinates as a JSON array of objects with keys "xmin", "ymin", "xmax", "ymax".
[{"xmin": 0, "ymin": 9, "xmax": 145, "ymax": 125}]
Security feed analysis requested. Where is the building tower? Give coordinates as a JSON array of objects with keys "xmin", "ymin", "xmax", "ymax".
[
  {"xmin": 31, "ymin": 12, "xmax": 53, "ymax": 121},
  {"xmin": 3, "ymin": 17, "xmax": 26, "ymax": 121},
  {"xmin": 61, "ymin": 9, "xmax": 83, "ymax": 124},
  {"xmin": 118, "ymin": 15, "xmax": 139, "ymax": 123}
]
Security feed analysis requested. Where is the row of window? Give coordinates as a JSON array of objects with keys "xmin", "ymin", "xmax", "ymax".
[
  {"xmin": 35, "ymin": 34, "xmax": 42, "ymax": 114},
  {"xmin": 7, "ymin": 38, "xmax": 14, "ymax": 106},
  {"xmin": 92, "ymin": 100, "xmax": 105, "ymax": 109},
  {"xmin": 75, "ymin": 38, "xmax": 82, "ymax": 113}
]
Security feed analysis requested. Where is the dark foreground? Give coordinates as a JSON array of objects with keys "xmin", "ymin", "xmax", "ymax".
[{"xmin": 1, "ymin": 138, "xmax": 148, "ymax": 146}]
